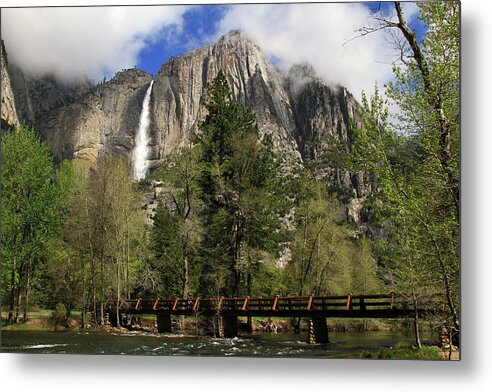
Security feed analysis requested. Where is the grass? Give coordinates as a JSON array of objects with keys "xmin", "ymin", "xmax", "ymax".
[
  {"xmin": 327, "ymin": 318, "xmax": 393, "ymax": 332},
  {"xmin": 1, "ymin": 307, "xmax": 82, "ymax": 332},
  {"xmin": 1, "ymin": 322, "xmax": 51, "ymax": 331},
  {"xmin": 360, "ymin": 341, "xmax": 442, "ymax": 360},
  {"xmin": 1, "ymin": 308, "xmax": 82, "ymax": 318},
  {"xmin": 1, "ymin": 309, "xmax": 51, "ymax": 319}
]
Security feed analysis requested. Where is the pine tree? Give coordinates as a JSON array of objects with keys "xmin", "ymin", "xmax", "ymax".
[{"xmin": 195, "ymin": 70, "xmax": 287, "ymax": 297}]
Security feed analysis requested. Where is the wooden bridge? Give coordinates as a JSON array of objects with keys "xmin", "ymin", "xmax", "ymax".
[{"xmin": 107, "ymin": 293, "xmax": 443, "ymax": 343}]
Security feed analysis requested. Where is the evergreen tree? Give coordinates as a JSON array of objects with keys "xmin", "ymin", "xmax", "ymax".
[
  {"xmin": 150, "ymin": 202, "xmax": 188, "ymax": 298},
  {"xmin": 195, "ymin": 70, "xmax": 287, "ymax": 297}
]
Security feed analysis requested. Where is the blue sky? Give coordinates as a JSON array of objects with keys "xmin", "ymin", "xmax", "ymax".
[
  {"xmin": 1, "ymin": 2, "xmax": 427, "ymax": 98},
  {"xmin": 137, "ymin": 5, "xmax": 229, "ymax": 77},
  {"xmin": 134, "ymin": 3, "xmax": 427, "ymax": 88}
]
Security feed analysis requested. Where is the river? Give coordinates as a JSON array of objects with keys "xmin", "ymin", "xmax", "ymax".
[{"xmin": 0, "ymin": 330, "xmax": 436, "ymax": 358}]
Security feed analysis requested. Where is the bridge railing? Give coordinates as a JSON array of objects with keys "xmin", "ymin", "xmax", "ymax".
[{"xmin": 107, "ymin": 293, "xmax": 446, "ymax": 314}]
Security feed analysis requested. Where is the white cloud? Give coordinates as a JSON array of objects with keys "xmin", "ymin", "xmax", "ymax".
[
  {"xmin": 1, "ymin": 6, "xmax": 190, "ymax": 81},
  {"xmin": 217, "ymin": 3, "xmax": 414, "ymax": 99},
  {"xmin": 1, "ymin": 2, "xmax": 422, "ymax": 96}
]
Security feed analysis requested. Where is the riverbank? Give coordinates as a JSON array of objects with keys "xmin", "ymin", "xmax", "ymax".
[{"xmin": 2, "ymin": 308, "xmax": 439, "ymax": 334}]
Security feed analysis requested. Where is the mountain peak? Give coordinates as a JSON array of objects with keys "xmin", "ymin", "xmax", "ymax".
[
  {"xmin": 215, "ymin": 29, "xmax": 260, "ymax": 51},
  {"xmin": 218, "ymin": 29, "xmax": 249, "ymax": 42}
]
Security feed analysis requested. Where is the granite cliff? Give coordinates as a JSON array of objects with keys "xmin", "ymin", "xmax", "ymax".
[
  {"xmin": 1, "ymin": 41, "xmax": 19, "ymax": 130},
  {"xmin": 1, "ymin": 30, "xmax": 371, "ymax": 221},
  {"xmin": 36, "ymin": 69, "xmax": 151, "ymax": 163}
]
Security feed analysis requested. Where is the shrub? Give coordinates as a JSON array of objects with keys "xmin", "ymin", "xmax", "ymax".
[
  {"xmin": 50, "ymin": 303, "xmax": 68, "ymax": 330},
  {"xmin": 377, "ymin": 342, "xmax": 441, "ymax": 360}
]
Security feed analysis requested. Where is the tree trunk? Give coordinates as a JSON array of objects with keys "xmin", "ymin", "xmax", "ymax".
[
  {"xmin": 394, "ymin": 1, "xmax": 459, "ymax": 219},
  {"xmin": 100, "ymin": 257, "xmax": 105, "ymax": 325},
  {"xmin": 298, "ymin": 217, "xmax": 308, "ymax": 297},
  {"xmin": 116, "ymin": 259, "xmax": 121, "ymax": 328},
  {"xmin": 14, "ymin": 260, "xmax": 26, "ymax": 324},
  {"xmin": 22, "ymin": 272, "xmax": 32, "ymax": 323},
  {"xmin": 183, "ymin": 255, "xmax": 189, "ymax": 299},
  {"xmin": 413, "ymin": 308, "xmax": 422, "ymax": 349},
  {"xmin": 8, "ymin": 259, "xmax": 17, "ymax": 324},
  {"xmin": 91, "ymin": 253, "xmax": 96, "ymax": 323},
  {"xmin": 80, "ymin": 257, "xmax": 87, "ymax": 329},
  {"xmin": 246, "ymin": 272, "xmax": 253, "ymax": 333},
  {"xmin": 126, "ymin": 227, "xmax": 130, "ymax": 300},
  {"xmin": 14, "ymin": 290, "xmax": 22, "ymax": 324}
]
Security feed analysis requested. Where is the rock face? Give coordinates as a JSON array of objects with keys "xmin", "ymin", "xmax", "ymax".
[
  {"xmin": 149, "ymin": 30, "xmax": 302, "ymax": 169},
  {"xmin": 2, "ymin": 30, "xmax": 372, "ymax": 220},
  {"xmin": 36, "ymin": 69, "xmax": 152, "ymax": 163},
  {"xmin": 7, "ymin": 64, "xmax": 93, "ymax": 130},
  {"xmin": 1, "ymin": 41, "xmax": 19, "ymax": 130},
  {"xmin": 149, "ymin": 31, "xmax": 370, "ymax": 206}
]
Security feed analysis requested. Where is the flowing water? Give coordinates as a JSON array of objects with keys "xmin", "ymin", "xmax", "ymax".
[
  {"xmin": 132, "ymin": 80, "xmax": 154, "ymax": 180},
  {"xmin": 0, "ymin": 330, "xmax": 435, "ymax": 358}
]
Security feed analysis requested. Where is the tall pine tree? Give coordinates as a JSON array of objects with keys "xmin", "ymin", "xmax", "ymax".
[{"xmin": 196, "ymin": 70, "xmax": 287, "ymax": 297}]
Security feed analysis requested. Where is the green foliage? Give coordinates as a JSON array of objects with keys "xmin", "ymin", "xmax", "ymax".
[
  {"xmin": 377, "ymin": 343, "xmax": 441, "ymax": 360},
  {"xmin": 195, "ymin": 70, "xmax": 288, "ymax": 297},
  {"xmin": 43, "ymin": 156, "xmax": 145, "ymax": 325},
  {"xmin": 351, "ymin": 238, "xmax": 380, "ymax": 294},
  {"xmin": 83, "ymin": 156, "xmax": 144, "ymax": 324},
  {"xmin": 50, "ymin": 302, "xmax": 68, "ymax": 329},
  {"xmin": 1, "ymin": 125, "xmax": 61, "ymax": 322},
  {"xmin": 286, "ymin": 170, "xmax": 356, "ymax": 296},
  {"xmin": 349, "ymin": 2, "xmax": 460, "ymax": 330},
  {"xmin": 149, "ymin": 203, "xmax": 187, "ymax": 297},
  {"xmin": 251, "ymin": 261, "xmax": 288, "ymax": 297},
  {"xmin": 147, "ymin": 144, "xmax": 201, "ymax": 298}
]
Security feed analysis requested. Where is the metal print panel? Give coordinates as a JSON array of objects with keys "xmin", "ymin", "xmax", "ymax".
[{"xmin": 0, "ymin": 1, "xmax": 460, "ymax": 360}]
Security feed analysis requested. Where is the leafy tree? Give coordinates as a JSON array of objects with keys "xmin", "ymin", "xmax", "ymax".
[
  {"xmin": 350, "ymin": 1, "xmax": 460, "ymax": 343},
  {"xmin": 42, "ymin": 160, "xmax": 88, "ymax": 318},
  {"xmin": 105, "ymin": 157, "xmax": 142, "ymax": 327},
  {"xmin": 286, "ymin": 171, "xmax": 354, "ymax": 297},
  {"xmin": 350, "ymin": 237, "xmax": 380, "ymax": 295},
  {"xmin": 150, "ymin": 144, "xmax": 201, "ymax": 298},
  {"xmin": 55, "ymin": 156, "xmax": 144, "ymax": 326},
  {"xmin": 1, "ymin": 125, "xmax": 60, "ymax": 323},
  {"xmin": 251, "ymin": 260, "xmax": 288, "ymax": 297}
]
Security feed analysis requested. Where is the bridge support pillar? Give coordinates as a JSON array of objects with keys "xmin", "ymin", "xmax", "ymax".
[
  {"xmin": 107, "ymin": 307, "xmax": 118, "ymax": 327},
  {"xmin": 156, "ymin": 314, "xmax": 172, "ymax": 333},
  {"xmin": 308, "ymin": 317, "xmax": 329, "ymax": 344},
  {"xmin": 247, "ymin": 316, "xmax": 253, "ymax": 333},
  {"xmin": 219, "ymin": 316, "xmax": 238, "ymax": 338}
]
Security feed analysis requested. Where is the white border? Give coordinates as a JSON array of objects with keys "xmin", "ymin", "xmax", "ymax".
[{"xmin": 1, "ymin": 1, "xmax": 489, "ymax": 391}]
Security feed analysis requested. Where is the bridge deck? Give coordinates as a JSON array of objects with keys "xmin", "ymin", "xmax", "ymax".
[{"xmin": 107, "ymin": 293, "xmax": 442, "ymax": 319}]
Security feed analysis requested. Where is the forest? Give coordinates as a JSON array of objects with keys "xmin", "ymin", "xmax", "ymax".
[{"xmin": 1, "ymin": 2, "xmax": 459, "ymax": 346}]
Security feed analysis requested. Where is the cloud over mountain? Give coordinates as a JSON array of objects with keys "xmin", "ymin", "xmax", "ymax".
[
  {"xmin": 1, "ymin": 2, "xmax": 421, "ymax": 98},
  {"xmin": 1, "ymin": 6, "xmax": 189, "ymax": 81},
  {"xmin": 217, "ymin": 2, "xmax": 418, "ymax": 98}
]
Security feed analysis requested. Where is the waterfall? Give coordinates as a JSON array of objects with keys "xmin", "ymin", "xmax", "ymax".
[{"xmin": 132, "ymin": 80, "xmax": 154, "ymax": 180}]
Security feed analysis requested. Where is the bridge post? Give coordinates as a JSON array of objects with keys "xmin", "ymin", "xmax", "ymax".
[
  {"xmin": 308, "ymin": 317, "xmax": 329, "ymax": 344},
  {"xmin": 247, "ymin": 316, "xmax": 253, "ymax": 333},
  {"xmin": 107, "ymin": 305, "xmax": 118, "ymax": 327},
  {"xmin": 219, "ymin": 316, "xmax": 238, "ymax": 338},
  {"xmin": 156, "ymin": 314, "xmax": 172, "ymax": 333}
]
